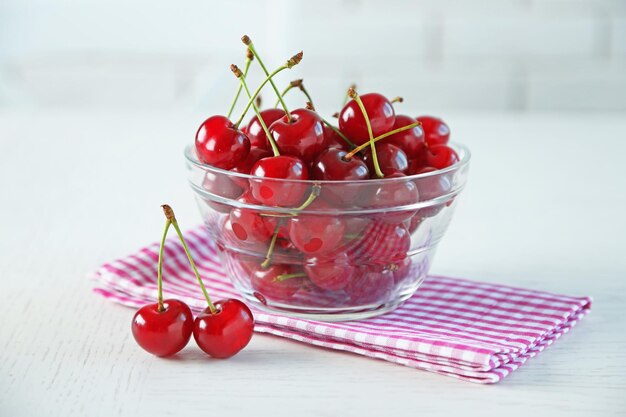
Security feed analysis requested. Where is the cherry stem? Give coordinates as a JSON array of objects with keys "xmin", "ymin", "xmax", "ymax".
[
  {"xmin": 342, "ymin": 83, "xmax": 356, "ymax": 107},
  {"xmin": 344, "ymin": 121, "xmax": 422, "ymax": 159},
  {"xmin": 234, "ymin": 64, "xmax": 289, "ymax": 128},
  {"xmin": 261, "ymin": 223, "xmax": 281, "ymax": 269},
  {"xmin": 275, "ymin": 79, "xmax": 301, "ymax": 107},
  {"xmin": 299, "ymin": 84, "xmax": 315, "ymax": 109},
  {"xmin": 320, "ymin": 118, "xmax": 355, "ymax": 150},
  {"xmin": 245, "ymin": 39, "xmax": 293, "ymax": 122},
  {"xmin": 390, "ymin": 96, "xmax": 403, "ymax": 104},
  {"xmin": 275, "ymin": 272, "xmax": 306, "ymax": 282},
  {"xmin": 234, "ymin": 65, "xmax": 281, "ymax": 157},
  {"xmin": 226, "ymin": 56, "xmax": 252, "ymax": 119},
  {"xmin": 162, "ymin": 205, "xmax": 217, "ymax": 314},
  {"xmin": 349, "ymin": 88, "xmax": 384, "ymax": 178},
  {"xmin": 156, "ymin": 219, "xmax": 172, "ymax": 312}
]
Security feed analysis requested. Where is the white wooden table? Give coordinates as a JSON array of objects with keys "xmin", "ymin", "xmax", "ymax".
[{"xmin": 1, "ymin": 110, "xmax": 625, "ymax": 416}]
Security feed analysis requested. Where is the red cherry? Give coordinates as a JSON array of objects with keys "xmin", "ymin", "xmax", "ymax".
[
  {"xmin": 339, "ymin": 93, "xmax": 395, "ymax": 145},
  {"xmin": 312, "ymin": 148, "xmax": 369, "ymax": 181},
  {"xmin": 369, "ymin": 172, "xmax": 419, "ymax": 223},
  {"xmin": 201, "ymin": 172, "xmax": 244, "ymax": 214},
  {"xmin": 324, "ymin": 125, "xmax": 351, "ymax": 152},
  {"xmin": 417, "ymin": 116, "xmax": 450, "ymax": 147},
  {"xmin": 345, "ymin": 267, "xmax": 394, "ymax": 304},
  {"xmin": 220, "ymin": 218, "xmax": 266, "ymax": 253},
  {"xmin": 425, "ymin": 145, "xmax": 459, "ymax": 169},
  {"xmin": 229, "ymin": 192, "xmax": 273, "ymax": 244},
  {"xmin": 193, "ymin": 299, "xmax": 254, "ymax": 359},
  {"xmin": 249, "ymin": 156, "xmax": 309, "ymax": 207},
  {"xmin": 270, "ymin": 108, "xmax": 326, "ymax": 162},
  {"xmin": 246, "ymin": 108, "xmax": 286, "ymax": 150},
  {"xmin": 414, "ymin": 166, "xmax": 452, "ymax": 218},
  {"xmin": 231, "ymin": 147, "xmax": 272, "ymax": 188},
  {"xmin": 288, "ymin": 202, "xmax": 346, "ymax": 255},
  {"xmin": 386, "ymin": 115, "xmax": 426, "ymax": 159},
  {"xmin": 131, "ymin": 299, "xmax": 193, "ymax": 357},
  {"xmin": 250, "ymin": 264, "xmax": 308, "ymax": 301},
  {"xmin": 195, "ymin": 115, "xmax": 250, "ymax": 169},
  {"xmin": 311, "ymin": 148, "xmax": 369, "ymax": 205},
  {"xmin": 304, "ymin": 252, "xmax": 355, "ymax": 291},
  {"xmin": 362, "ymin": 143, "xmax": 409, "ymax": 176}
]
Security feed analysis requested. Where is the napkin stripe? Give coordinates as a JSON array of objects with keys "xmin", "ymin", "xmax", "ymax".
[{"xmin": 92, "ymin": 225, "xmax": 591, "ymax": 383}]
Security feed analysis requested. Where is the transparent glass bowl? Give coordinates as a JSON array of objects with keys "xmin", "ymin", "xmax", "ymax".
[{"xmin": 184, "ymin": 144, "xmax": 470, "ymax": 321}]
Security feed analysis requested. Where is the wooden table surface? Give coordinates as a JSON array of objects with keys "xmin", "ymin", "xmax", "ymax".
[{"xmin": 1, "ymin": 110, "xmax": 625, "ymax": 416}]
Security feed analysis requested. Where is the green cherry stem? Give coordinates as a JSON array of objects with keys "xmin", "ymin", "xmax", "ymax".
[
  {"xmin": 243, "ymin": 35, "xmax": 295, "ymax": 123},
  {"xmin": 231, "ymin": 64, "xmax": 280, "ymax": 157},
  {"xmin": 390, "ymin": 96, "xmax": 403, "ymax": 104},
  {"xmin": 275, "ymin": 79, "xmax": 302, "ymax": 107},
  {"xmin": 259, "ymin": 184, "xmax": 320, "ymax": 267},
  {"xmin": 348, "ymin": 88, "xmax": 384, "ymax": 178},
  {"xmin": 156, "ymin": 218, "xmax": 172, "ymax": 312},
  {"xmin": 261, "ymin": 223, "xmax": 280, "ymax": 269},
  {"xmin": 342, "ymin": 83, "xmax": 356, "ymax": 107},
  {"xmin": 344, "ymin": 121, "xmax": 422, "ymax": 160},
  {"xmin": 233, "ymin": 51, "xmax": 302, "ymax": 128},
  {"xmin": 162, "ymin": 204, "xmax": 217, "ymax": 314},
  {"xmin": 226, "ymin": 48, "xmax": 253, "ymax": 119},
  {"xmin": 275, "ymin": 272, "xmax": 307, "ymax": 282}
]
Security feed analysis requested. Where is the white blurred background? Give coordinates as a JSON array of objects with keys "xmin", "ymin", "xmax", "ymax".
[{"xmin": 1, "ymin": 0, "xmax": 625, "ymax": 114}]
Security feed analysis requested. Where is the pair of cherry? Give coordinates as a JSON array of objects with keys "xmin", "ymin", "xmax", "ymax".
[{"xmin": 131, "ymin": 205, "xmax": 254, "ymax": 358}]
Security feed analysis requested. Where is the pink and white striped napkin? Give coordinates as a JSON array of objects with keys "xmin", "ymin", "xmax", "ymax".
[{"xmin": 92, "ymin": 226, "xmax": 591, "ymax": 384}]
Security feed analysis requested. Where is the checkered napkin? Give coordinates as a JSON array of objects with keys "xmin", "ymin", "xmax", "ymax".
[{"xmin": 92, "ymin": 226, "xmax": 591, "ymax": 384}]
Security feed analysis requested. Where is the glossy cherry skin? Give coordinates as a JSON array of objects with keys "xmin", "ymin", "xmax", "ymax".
[
  {"xmin": 386, "ymin": 115, "xmax": 426, "ymax": 160},
  {"xmin": 324, "ymin": 125, "xmax": 351, "ymax": 152},
  {"xmin": 304, "ymin": 252, "xmax": 355, "ymax": 291},
  {"xmin": 231, "ymin": 147, "xmax": 272, "ymax": 188},
  {"xmin": 195, "ymin": 115, "xmax": 250, "ymax": 169},
  {"xmin": 312, "ymin": 148, "xmax": 369, "ymax": 181},
  {"xmin": 229, "ymin": 192, "xmax": 273, "ymax": 244},
  {"xmin": 369, "ymin": 172, "xmax": 419, "ymax": 223},
  {"xmin": 246, "ymin": 108, "xmax": 286, "ymax": 150},
  {"xmin": 288, "ymin": 201, "xmax": 346, "ymax": 256},
  {"xmin": 193, "ymin": 299, "xmax": 254, "ymax": 359},
  {"xmin": 362, "ymin": 143, "xmax": 409, "ymax": 177},
  {"xmin": 312, "ymin": 148, "xmax": 369, "ymax": 206},
  {"xmin": 425, "ymin": 145, "xmax": 459, "ymax": 169},
  {"xmin": 270, "ymin": 108, "xmax": 326, "ymax": 162},
  {"xmin": 250, "ymin": 264, "xmax": 308, "ymax": 301},
  {"xmin": 417, "ymin": 116, "xmax": 450, "ymax": 147},
  {"xmin": 339, "ymin": 93, "xmax": 395, "ymax": 145},
  {"xmin": 249, "ymin": 156, "xmax": 309, "ymax": 207},
  {"xmin": 131, "ymin": 299, "xmax": 193, "ymax": 357}
]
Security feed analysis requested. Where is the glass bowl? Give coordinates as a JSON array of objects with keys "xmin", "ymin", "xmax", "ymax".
[{"xmin": 184, "ymin": 144, "xmax": 470, "ymax": 321}]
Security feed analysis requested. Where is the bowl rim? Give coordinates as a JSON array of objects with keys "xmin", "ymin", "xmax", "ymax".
[{"xmin": 184, "ymin": 142, "xmax": 471, "ymax": 184}]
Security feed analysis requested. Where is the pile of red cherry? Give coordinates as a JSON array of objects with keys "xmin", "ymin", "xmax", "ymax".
[{"xmin": 194, "ymin": 36, "xmax": 459, "ymax": 309}]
